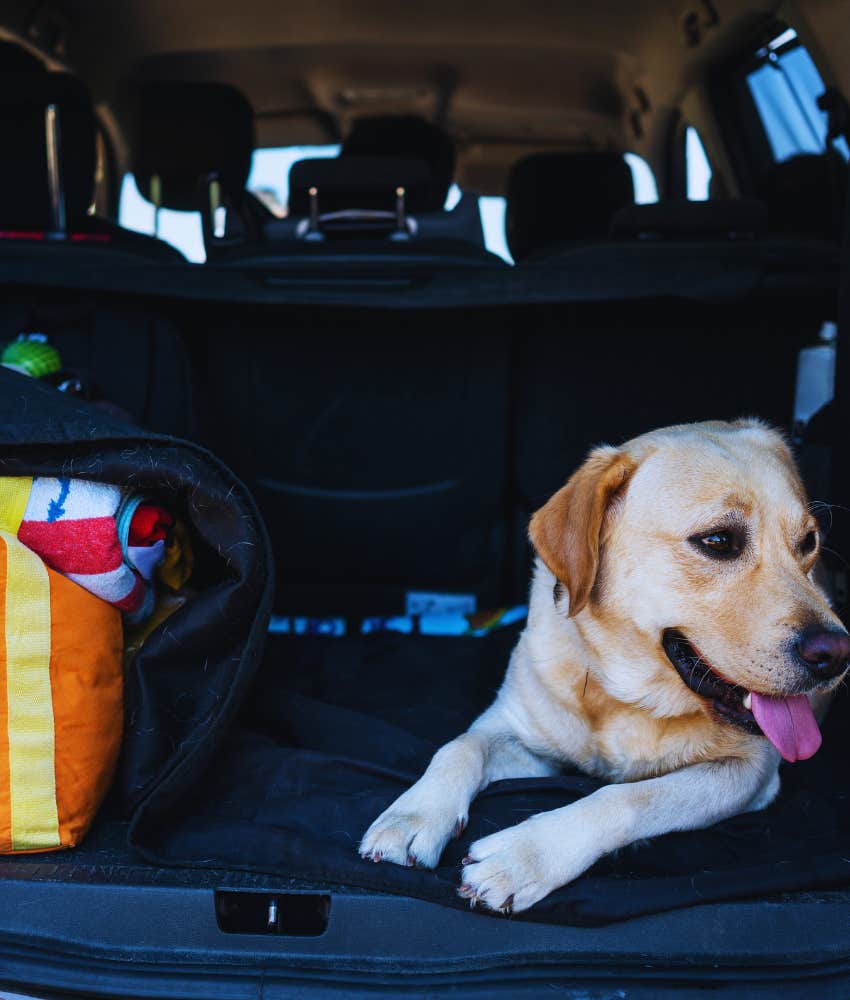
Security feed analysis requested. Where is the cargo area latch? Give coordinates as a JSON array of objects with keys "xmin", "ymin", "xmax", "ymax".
[{"xmin": 215, "ymin": 891, "xmax": 330, "ymax": 936}]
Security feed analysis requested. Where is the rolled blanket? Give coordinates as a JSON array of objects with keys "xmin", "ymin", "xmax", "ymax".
[{"xmin": 2, "ymin": 476, "xmax": 171, "ymax": 623}]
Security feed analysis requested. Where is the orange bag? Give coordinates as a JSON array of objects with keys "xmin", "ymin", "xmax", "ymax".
[{"xmin": 0, "ymin": 482, "xmax": 123, "ymax": 853}]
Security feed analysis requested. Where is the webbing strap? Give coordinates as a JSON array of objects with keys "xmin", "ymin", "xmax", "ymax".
[
  {"xmin": 0, "ymin": 477, "xmax": 32, "ymax": 535},
  {"xmin": 0, "ymin": 530, "xmax": 59, "ymax": 850}
]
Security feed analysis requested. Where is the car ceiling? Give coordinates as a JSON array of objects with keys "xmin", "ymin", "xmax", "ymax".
[{"xmin": 0, "ymin": 0, "xmax": 804, "ymax": 192}]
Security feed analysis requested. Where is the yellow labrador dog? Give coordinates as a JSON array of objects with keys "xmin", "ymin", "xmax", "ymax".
[{"xmin": 360, "ymin": 419, "xmax": 850, "ymax": 914}]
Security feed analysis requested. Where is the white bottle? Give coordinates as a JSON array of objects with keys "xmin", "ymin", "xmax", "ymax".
[{"xmin": 793, "ymin": 321, "xmax": 837, "ymax": 437}]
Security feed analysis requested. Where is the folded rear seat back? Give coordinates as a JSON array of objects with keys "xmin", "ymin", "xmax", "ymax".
[
  {"xmin": 0, "ymin": 295, "xmax": 194, "ymax": 437},
  {"xmin": 198, "ymin": 312, "xmax": 512, "ymax": 615}
]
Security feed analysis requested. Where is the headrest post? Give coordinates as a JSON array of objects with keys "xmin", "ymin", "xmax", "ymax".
[
  {"xmin": 208, "ymin": 175, "xmax": 224, "ymax": 239},
  {"xmin": 150, "ymin": 173, "xmax": 162, "ymax": 238},
  {"xmin": 44, "ymin": 103, "xmax": 67, "ymax": 239},
  {"xmin": 308, "ymin": 186, "xmax": 320, "ymax": 235},
  {"xmin": 395, "ymin": 186, "xmax": 406, "ymax": 232},
  {"xmin": 389, "ymin": 185, "xmax": 411, "ymax": 242}
]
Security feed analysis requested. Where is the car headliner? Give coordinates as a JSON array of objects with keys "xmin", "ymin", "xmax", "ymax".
[{"xmin": 0, "ymin": 0, "xmax": 847, "ymax": 194}]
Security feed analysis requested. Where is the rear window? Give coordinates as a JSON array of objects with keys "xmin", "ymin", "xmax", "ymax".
[{"xmin": 746, "ymin": 28, "xmax": 850, "ymax": 162}]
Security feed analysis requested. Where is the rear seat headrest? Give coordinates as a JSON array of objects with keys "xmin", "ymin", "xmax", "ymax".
[
  {"xmin": 506, "ymin": 152, "xmax": 634, "ymax": 260},
  {"xmin": 0, "ymin": 72, "xmax": 95, "ymax": 230},
  {"xmin": 610, "ymin": 199, "xmax": 768, "ymax": 240},
  {"xmin": 342, "ymin": 116, "xmax": 456, "ymax": 211},
  {"xmin": 757, "ymin": 152, "xmax": 848, "ymax": 243},
  {"xmin": 288, "ymin": 155, "xmax": 437, "ymax": 217},
  {"xmin": 133, "ymin": 82, "xmax": 254, "ymax": 212}
]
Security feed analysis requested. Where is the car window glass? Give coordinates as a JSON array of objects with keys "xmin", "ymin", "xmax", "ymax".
[
  {"xmin": 624, "ymin": 153, "xmax": 659, "ymax": 204},
  {"xmin": 686, "ymin": 126, "xmax": 712, "ymax": 200},
  {"xmin": 746, "ymin": 29, "xmax": 850, "ymax": 161}
]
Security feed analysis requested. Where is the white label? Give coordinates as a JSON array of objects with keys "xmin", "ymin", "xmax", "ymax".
[{"xmin": 405, "ymin": 591, "xmax": 477, "ymax": 616}]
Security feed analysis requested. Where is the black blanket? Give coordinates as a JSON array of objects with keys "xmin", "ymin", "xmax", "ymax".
[{"xmin": 130, "ymin": 625, "xmax": 850, "ymax": 926}]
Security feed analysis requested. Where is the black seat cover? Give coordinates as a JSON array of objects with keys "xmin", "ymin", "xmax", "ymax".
[{"xmin": 506, "ymin": 151, "xmax": 634, "ymax": 260}]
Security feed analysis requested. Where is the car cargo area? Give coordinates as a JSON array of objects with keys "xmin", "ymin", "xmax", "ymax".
[
  {"xmin": 1, "ymin": 0, "xmax": 850, "ymax": 995},
  {"xmin": 3, "ymin": 279, "xmax": 850, "ymax": 995}
]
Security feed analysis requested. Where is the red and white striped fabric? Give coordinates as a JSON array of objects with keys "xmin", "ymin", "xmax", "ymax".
[{"xmin": 16, "ymin": 477, "xmax": 160, "ymax": 618}]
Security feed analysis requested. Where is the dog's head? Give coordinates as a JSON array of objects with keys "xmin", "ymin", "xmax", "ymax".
[{"xmin": 530, "ymin": 419, "xmax": 849, "ymax": 760}]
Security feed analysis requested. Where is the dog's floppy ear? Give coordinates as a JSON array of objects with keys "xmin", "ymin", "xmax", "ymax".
[{"xmin": 529, "ymin": 447, "xmax": 637, "ymax": 617}]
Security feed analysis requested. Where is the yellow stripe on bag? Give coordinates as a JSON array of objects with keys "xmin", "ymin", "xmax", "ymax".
[
  {"xmin": 0, "ymin": 529, "xmax": 59, "ymax": 850},
  {"xmin": 0, "ymin": 477, "xmax": 32, "ymax": 535}
]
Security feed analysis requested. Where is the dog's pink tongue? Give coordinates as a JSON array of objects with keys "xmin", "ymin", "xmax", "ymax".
[{"xmin": 750, "ymin": 692, "xmax": 822, "ymax": 762}]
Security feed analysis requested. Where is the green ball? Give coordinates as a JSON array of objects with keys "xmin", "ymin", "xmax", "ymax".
[{"xmin": 1, "ymin": 338, "xmax": 62, "ymax": 378}]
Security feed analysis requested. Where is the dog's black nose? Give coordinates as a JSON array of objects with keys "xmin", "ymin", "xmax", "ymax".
[{"xmin": 796, "ymin": 627, "xmax": 850, "ymax": 680}]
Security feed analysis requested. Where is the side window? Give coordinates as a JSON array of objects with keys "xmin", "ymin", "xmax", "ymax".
[
  {"xmin": 624, "ymin": 153, "xmax": 659, "ymax": 204},
  {"xmin": 746, "ymin": 28, "xmax": 850, "ymax": 162},
  {"xmin": 479, "ymin": 197, "xmax": 511, "ymax": 263},
  {"xmin": 685, "ymin": 127, "xmax": 712, "ymax": 200}
]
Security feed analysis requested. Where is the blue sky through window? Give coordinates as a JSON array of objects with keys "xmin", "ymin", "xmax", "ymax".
[{"xmin": 747, "ymin": 36, "xmax": 850, "ymax": 162}]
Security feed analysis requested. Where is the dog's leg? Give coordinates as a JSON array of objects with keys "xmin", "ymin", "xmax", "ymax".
[
  {"xmin": 460, "ymin": 750, "xmax": 778, "ymax": 914},
  {"xmin": 360, "ymin": 709, "xmax": 557, "ymax": 869}
]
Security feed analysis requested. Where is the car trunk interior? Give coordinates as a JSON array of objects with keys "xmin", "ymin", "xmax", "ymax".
[
  {"xmin": 1, "ymin": 0, "xmax": 850, "ymax": 995},
  {"xmin": 2, "ymin": 282, "xmax": 850, "ymax": 993}
]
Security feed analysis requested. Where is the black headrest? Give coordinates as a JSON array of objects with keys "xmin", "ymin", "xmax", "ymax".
[
  {"xmin": 134, "ymin": 82, "xmax": 254, "ymax": 212},
  {"xmin": 342, "ymin": 115, "xmax": 456, "ymax": 211},
  {"xmin": 288, "ymin": 155, "xmax": 437, "ymax": 217},
  {"xmin": 610, "ymin": 199, "xmax": 768, "ymax": 240},
  {"xmin": 506, "ymin": 152, "xmax": 634, "ymax": 260},
  {"xmin": 757, "ymin": 152, "xmax": 848, "ymax": 242},
  {"xmin": 0, "ymin": 73, "xmax": 95, "ymax": 229}
]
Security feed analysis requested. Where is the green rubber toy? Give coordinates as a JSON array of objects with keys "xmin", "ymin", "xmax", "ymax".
[{"xmin": 1, "ymin": 335, "xmax": 62, "ymax": 378}]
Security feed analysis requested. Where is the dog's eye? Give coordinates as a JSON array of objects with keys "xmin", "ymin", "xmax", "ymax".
[
  {"xmin": 800, "ymin": 530, "xmax": 818, "ymax": 556},
  {"xmin": 691, "ymin": 529, "xmax": 744, "ymax": 560}
]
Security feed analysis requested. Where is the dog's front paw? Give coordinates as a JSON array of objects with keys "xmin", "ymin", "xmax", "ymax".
[
  {"xmin": 359, "ymin": 791, "xmax": 467, "ymax": 869},
  {"xmin": 458, "ymin": 810, "xmax": 597, "ymax": 914}
]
